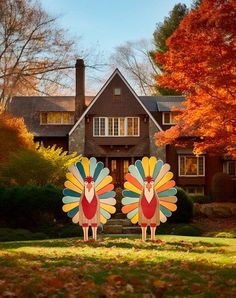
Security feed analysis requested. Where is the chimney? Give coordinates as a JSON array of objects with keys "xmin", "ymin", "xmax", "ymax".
[{"xmin": 75, "ymin": 59, "xmax": 85, "ymax": 121}]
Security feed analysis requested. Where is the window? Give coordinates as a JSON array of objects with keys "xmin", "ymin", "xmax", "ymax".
[
  {"xmin": 179, "ymin": 155, "xmax": 205, "ymax": 176},
  {"xmin": 183, "ymin": 186, "xmax": 205, "ymax": 196},
  {"xmin": 93, "ymin": 117, "xmax": 139, "ymax": 137},
  {"xmin": 40, "ymin": 112, "xmax": 74, "ymax": 125},
  {"xmin": 224, "ymin": 161, "xmax": 236, "ymax": 178},
  {"xmin": 114, "ymin": 88, "xmax": 121, "ymax": 96},
  {"xmin": 162, "ymin": 112, "xmax": 179, "ymax": 125},
  {"xmin": 94, "ymin": 117, "xmax": 106, "ymax": 136}
]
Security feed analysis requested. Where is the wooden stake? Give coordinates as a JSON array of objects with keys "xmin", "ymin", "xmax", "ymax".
[
  {"xmin": 141, "ymin": 227, "xmax": 147, "ymax": 242},
  {"xmin": 150, "ymin": 226, "xmax": 156, "ymax": 241},
  {"xmin": 92, "ymin": 227, "xmax": 97, "ymax": 241}
]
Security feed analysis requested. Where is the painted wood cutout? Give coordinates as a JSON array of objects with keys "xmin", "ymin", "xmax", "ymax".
[
  {"xmin": 62, "ymin": 157, "xmax": 116, "ymax": 241},
  {"xmin": 121, "ymin": 156, "xmax": 177, "ymax": 241}
]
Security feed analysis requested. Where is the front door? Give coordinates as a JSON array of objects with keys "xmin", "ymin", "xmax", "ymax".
[{"xmin": 109, "ymin": 158, "xmax": 131, "ymax": 186}]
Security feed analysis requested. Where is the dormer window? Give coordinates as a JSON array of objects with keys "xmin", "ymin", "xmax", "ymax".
[
  {"xmin": 114, "ymin": 88, "xmax": 121, "ymax": 96},
  {"xmin": 40, "ymin": 112, "xmax": 74, "ymax": 125},
  {"xmin": 162, "ymin": 111, "xmax": 179, "ymax": 125}
]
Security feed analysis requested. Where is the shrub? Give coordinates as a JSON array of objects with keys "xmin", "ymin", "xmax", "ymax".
[
  {"xmin": 0, "ymin": 145, "xmax": 81, "ymax": 187},
  {"xmin": 59, "ymin": 223, "xmax": 83, "ymax": 238},
  {"xmin": 0, "ymin": 228, "xmax": 49, "ymax": 241},
  {"xmin": 156, "ymin": 223, "xmax": 202, "ymax": 236},
  {"xmin": 169, "ymin": 187, "xmax": 194, "ymax": 223},
  {"xmin": 36, "ymin": 144, "xmax": 81, "ymax": 186},
  {"xmin": 211, "ymin": 172, "xmax": 235, "ymax": 202},
  {"xmin": 173, "ymin": 224, "xmax": 202, "ymax": 236},
  {"xmin": 1, "ymin": 149, "xmax": 55, "ymax": 186},
  {"xmin": 0, "ymin": 228, "xmax": 33, "ymax": 241},
  {"xmin": 190, "ymin": 195, "xmax": 214, "ymax": 204},
  {"xmin": 31, "ymin": 232, "xmax": 48, "ymax": 240},
  {"xmin": 0, "ymin": 185, "xmax": 63, "ymax": 229}
]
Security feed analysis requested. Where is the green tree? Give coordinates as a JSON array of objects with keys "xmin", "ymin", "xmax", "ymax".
[{"xmin": 151, "ymin": 3, "xmax": 188, "ymax": 95}]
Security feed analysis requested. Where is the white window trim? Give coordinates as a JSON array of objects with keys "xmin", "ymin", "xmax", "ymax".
[
  {"xmin": 93, "ymin": 117, "xmax": 140, "ymax": 137},
  {"xmin": 178, "ymin": 155, "xmax": 205, "ymax": 177},
  {"xmin": 223, "ymin": 161, "xmax": 236, "ymax": 179},
  {"xmin": 40, "ymin": 112, "xmax": 74, "ymax": 125},
  {"xmin": 162, "ymin": 112, "xmax": 178, "ymax": 125}
]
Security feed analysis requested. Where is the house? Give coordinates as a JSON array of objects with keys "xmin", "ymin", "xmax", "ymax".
[{"xmin": 8, "ymin": 59, "xmax": 235, "ymax": 196}]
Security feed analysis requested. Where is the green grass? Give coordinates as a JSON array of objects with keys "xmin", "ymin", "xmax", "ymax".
[{"xmin": 0, "ymin": 235, "xmax": 236, "ymax": 297}]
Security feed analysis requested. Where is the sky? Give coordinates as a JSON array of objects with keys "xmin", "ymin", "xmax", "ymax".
[
  {"xmin": 40, "ymin": 0, "xmax": 193, "ymax": 94},
  {"xmin": 41, "ymin": 0, "xmax": 193, "ymax": 56}
]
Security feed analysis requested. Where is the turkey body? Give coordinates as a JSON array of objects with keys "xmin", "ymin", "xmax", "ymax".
[
  {"xmin": 138, "ymin": 192, "xmax": 160, "ymax": 226},
  {"xmin": 79, "ymin": 193, "xmax": 100, "ymax": 226}
]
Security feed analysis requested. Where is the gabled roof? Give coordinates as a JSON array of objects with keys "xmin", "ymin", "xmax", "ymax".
[
  {"xmin": 140, "ymin": 96, "xmax": 185, "ymax": 112},
  {"xmin": 69, "ymin": 69, "xmax": 163, "ymax": 135}
]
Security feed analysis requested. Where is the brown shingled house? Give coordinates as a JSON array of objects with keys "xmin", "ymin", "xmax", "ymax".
[{"xmin": 8, "ymin": 59, "xmax": 236, "ymax": 195}]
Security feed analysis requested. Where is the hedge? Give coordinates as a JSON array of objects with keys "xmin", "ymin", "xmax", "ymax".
[{"xmin": 0, "ymin": 184, "xmax": 64, "ymax": 229}]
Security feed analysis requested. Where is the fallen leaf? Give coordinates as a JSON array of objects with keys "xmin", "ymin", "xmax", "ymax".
[
  {"xmin": 152, "ymin": 279, "xmax": 167, "ymax": 288},
  {"xmin": 107, "ymin": 274, "xmax": 126, "ymax": 286}
]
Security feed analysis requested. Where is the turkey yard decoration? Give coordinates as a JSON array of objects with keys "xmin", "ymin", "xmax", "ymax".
[
  {"xmin": 122, "ymin": 157, "xmax": 177, "ymax": 241},
  {"xmin": 62, "ymin": 157, "xmax": 116, "ymax": 241}
]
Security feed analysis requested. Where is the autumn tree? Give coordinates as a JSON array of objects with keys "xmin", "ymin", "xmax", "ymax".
[
  {"xmin": 155, "ymin": 0, "xmax": 236, "ymax": 157},
  {"xmin": 0, "ymin": 0, "xmax": 80, "ymax": 109},
  {"xmin": 0, "ymin": 113, "xmax": 34, "ymax": 162}
]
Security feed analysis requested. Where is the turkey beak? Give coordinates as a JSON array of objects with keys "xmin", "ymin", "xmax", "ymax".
[
  {"xmin": 146, "ymin": 182, "xmax": 152, "ymax": 192},
  {"xmin": 87, "ymin": 182, "xmax": 92, "ymax": 192}
]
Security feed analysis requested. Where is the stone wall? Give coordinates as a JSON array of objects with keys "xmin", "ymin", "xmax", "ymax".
[
  {"xmin": 69, "ymin": 118, "xmax": 85, "ymax": 154},
  {"xmin": 149, "ymin": 119, "xmax": 166, "ymax": 161}
]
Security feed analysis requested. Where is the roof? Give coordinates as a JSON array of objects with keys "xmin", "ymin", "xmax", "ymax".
[
  {"xmin": 69, "ymin": 69, "xmax": 163, "ymax": 135},
  {"xmin": 8, "ymin": 96, "xmax": 93, "ymax": 137},
  {"xmin": 8, "ymin": 87, "xmax": 185, "ymax": 138},
  {"xmin": 140, "ymin": 96, "xmax": 185, "ymax": 112}
]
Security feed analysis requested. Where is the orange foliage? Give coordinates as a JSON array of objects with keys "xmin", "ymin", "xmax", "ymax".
[
  {"xmin": 0, "ymin": 113, "xmax": 34, "ymax": 162},
  {"xmin": 155, "ymin": 0, "xmax": 236, "ymax": 158}
]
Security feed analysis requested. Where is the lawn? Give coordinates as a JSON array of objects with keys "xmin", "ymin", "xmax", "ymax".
[{"xmin": 0, "ymin": 235, "xmax": 236, "ymax": 297}]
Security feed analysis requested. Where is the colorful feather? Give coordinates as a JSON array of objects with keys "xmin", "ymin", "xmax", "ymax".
[
  {"xmin": 142, "ymin": 157, "xmax": 149, "ymax": 177},
  {"xmin": 152, "ymin": 159, "xmax": 163, "ymax": 181},
  {"xmin": 128, "ymin": 165, "xmax": 144, "ymax": 185},
  {"xmin": 149, "ymin": 156, "xmax": 157, "ymax": 177},
  {"xmin": 93, "ymin": 162, "xmax": 104, "ymax": 181},
  {"xmin": 67, "ymin": 207, "xmax": 79, "ymax": 218},
  {"xmin": 135, "ymin": 160, "xmax": 146, "ymax": 181}
]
